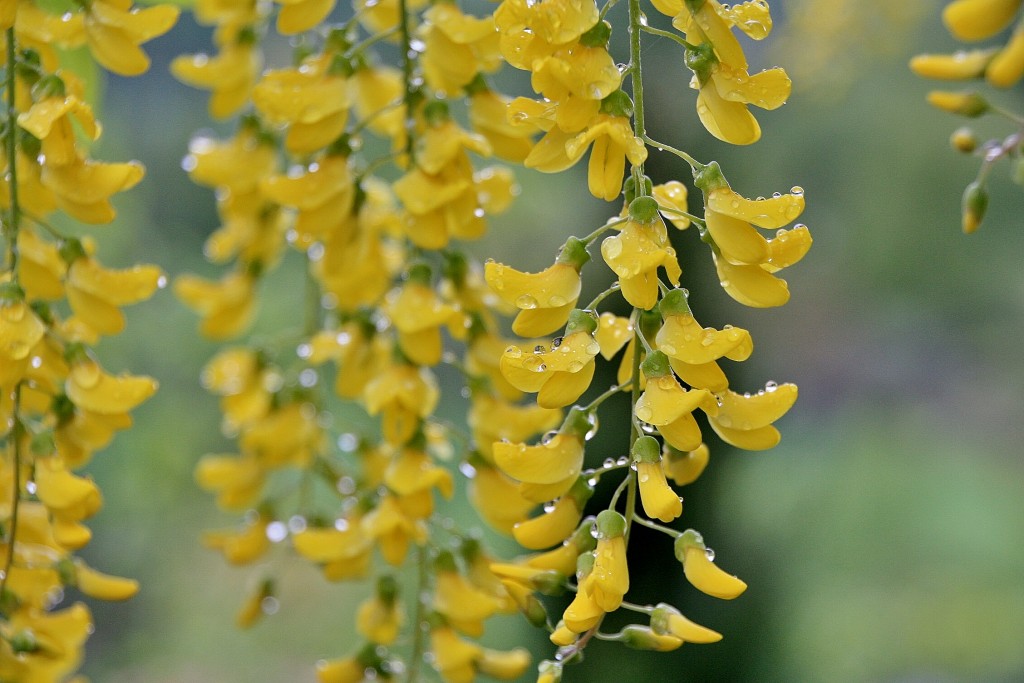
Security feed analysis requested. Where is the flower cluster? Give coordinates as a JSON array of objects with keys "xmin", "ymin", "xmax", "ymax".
[
  {"xmin": 173, "ymin": 0, "xmax": 809, "ymax": 680},
  {"xmin": 911, "ymin": 0, "xmax": 1024, "ymax": 232},
  {"xmin": 0, "ymin": 0, "xmax": 177, "ymax": 678}
]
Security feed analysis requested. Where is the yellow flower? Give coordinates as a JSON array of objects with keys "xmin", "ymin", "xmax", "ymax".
[
  {"xmin": 492, "ymin": 407, "xmax": 591, "ymax": 500},
  {"xmin": 469, "ymin": 89, "xmax": 535, "ymax": 162},
  {"xmin": 634, "ymin": 351, "xmax": 713, "ymax": 452},
  {"xmin": 84, "ymin": 0, "xmax": 179, "ymax": 76},
  {"xmin": 173, "ymin": 31, "xmax": 262, "ymax": 119},
  {"xmin": 619, "ymin": 625, "xmax": 684, "ymax": 651},
  {"xmin": 674, "ymin": 530, "xmax": 747, "ymax": 599},
  {"xmin": 631, "ymin": 436, "xmax": 682, "ymax": 523},
  {"xmin": 421, "ymin": 3, "xmax": 502, "ymax": 93},
  {"xmin": 236, "ymin": 577, "xmax": 274, "ymax": 628},
  {"xmin": 467, "ymin": 460, "xmax": 537, "ymax": 533},
  {"xmin": 910, "ymin": 48, "xmax": 998, "ymax": 80},
  {"xmin": 477, "ymin": 646, "xmax": 531, "ymax": 680},
  {"xmin": 655, "ymin": 288, "xmax": 752, "ymax": 392},
  {"xmin": 252, "ymin": 60, "xmax": 351, "ymax": 153},
  {"xmin": 292, "ymin": 520, "xmax": 373, "ymax": 580},
  {"xmin": 239, "ymin": 401, "xmax": 323, "ymax": 467},
  {"xmin": 203, "ymin": 514, "xmax": 271, "ymax": 565},
  {"xmin": 40, "ymin": 155, "xmax": 144, "ymax": 224},
  {"xmin": 468, "ymin": 393, "xmax": 562, "ymax": 462},
  {"xmin": 356, "ymin": 576, "xmax": 403, "ymax": 644},
  {"xmin": 384, "ymin": 272, "xmax": 460, "ymax": 367},
  {"xmin": 943, "ymin": 0, "xmax": 1023, "ymax": 41},
  {"xmin": 713, "ymin": 251, "xmax": 791, "ymax": 308},
  {"xmin": 71, "ymin": 561, "xmax": 139, "ymax": 601},
  {"xmin": 586, "ymin": 510, "xmax": 629, "ymax": 611},
  {"xmin": 988, "ymin": 22, "xmax": 1024, "ymax": 86},
  {"xmin": 17, "ymin": 91, "xmax": 100, "ymax": 167},
  {"xmin": 16, "ymin": 227, "xmax": 65, "ymax": 301},
  {"xmin": 661, "ymin": 443, "xmax": 710, "ymax": 486},
  {"xmin": 429, "ymin": 626, "xmax": 481, "ymax": 683},
  {"xmin": 195, "ymin": 453, "xmax": 265, "ymax": 511},
  {"xmin": 175, "ymin": 269, "xmax": 257, "ymax": 340},
  {"xmin": 363, "ymin": 363, "xmax": 439, "ymax": 445},
  {"xmin": 433, "ymin": 552, "xmax": 507, "ymax": 636},
  {"xmin": 361, "ymin": 493, "xmax": 427, "ymax": 565},
  {"xmin": 512, "ymin": 478, "xmax": 593, "ymax": 549},
  {"xmin": 274, "ymin": 0, "xmax": 336, "ymax": 34},
  {"xmin": 706, "ymin": 383, "xmax": 797, "ymax": 451},
  {"xmin": 564, "ymin": 114, "xmax": 647, "ymax": 202},
  {"xmin": 601, "ymin": 215, "xmax": 681, "ymax": 310},
  {"xmin": 183, "ymin": 126, "xmax": 278, "ymax": 194},
  {"xmin": 260, "ymin": 153, "xmax": 355, "ymax": 248},
  {"xmin": 650, "ymin": 602, "xmax": 722, "ymax": 644},
  {"xmin": 0, "ymin": 288, "xmax": 47, "ymax": 368},
  {"xmin": 500, "ymin": 310, "xmax": 601, "ymax": 408},
  {"xmin": 384, "ymin": 445, "xmax": 455, "ymax": 504},
  {"xmin": 3, "ymin": 603, "xmax": 92, "ymax": 682},
  {"xmin": 653, "ymin": 180, "xmax": 691, "ymax": 229},
  {"xmin": 65, "ymin": 251, "xmax": 163, "ymax": 337},
  {"xmin": 484, "ymin": 237, "xmax": 589, "ymax": 337},
  {"xmin": 65, "ymin": 356, "xmax": 157, "ymax": 415},
  {"xmin": 704, "ymin": 185, "xmax": 805, "ymax": 265}
]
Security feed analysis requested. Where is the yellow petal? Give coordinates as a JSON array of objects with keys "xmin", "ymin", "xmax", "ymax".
[
  {"xmin": 708, "ymin": 420, "xmax": 780, "ymax": 450},
  {"xmin": 943, "ymin": 0, "xmax": 1023, "ymax": 41},
  {"xmin": 714, "ymin": 254, "xmax": 790, "ymax": 307},
  {"xmin": 683, "ymin": 544, "xmax": 747, "ymax": 599},
  {"xmin": 707, "ymin": 186, "xmax": 804, "ymax": 229},
  {"xmin": 75, "ymin": 563, "xmax": 139, "ymax": 601},
  {"xmin": 493, "ymin": 434, "xmax": 583, "ymax": 485},
  {"xmin": 512, "ymin": 495, "xmax": 580, "ymax": 549}
]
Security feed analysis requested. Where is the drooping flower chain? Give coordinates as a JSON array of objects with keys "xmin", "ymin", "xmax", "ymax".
[
  {"xmin": 0, "ymin": 1, "xmax": 178, "ymax": 678},
  {"xmin": 911, "ymin": 0, "xmax": 1024, "ymax": 233},
  {"xmin": 173, "ymin": 0, "xmax": 810, "ymax": 681}
]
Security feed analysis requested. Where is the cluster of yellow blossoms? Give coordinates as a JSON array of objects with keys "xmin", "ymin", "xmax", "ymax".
[
  {"xmin": 911, "ymin": 0, "xmax": 1024, "ymax": 232},
  {"xmin": 174, "ymin": 0, "xmax": 808, "ymax": 681},
  {"xmin": 0, "ymin": 0, "xmax": 177, "ymax": 679}
]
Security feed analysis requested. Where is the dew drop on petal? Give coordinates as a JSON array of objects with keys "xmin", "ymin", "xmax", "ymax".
[
  {"xmin": 517, "ymin": 294, "xmax": 539, "ymax": 309},
  {"xmin": 704, "ymin": 547, "xmax": 716, "ymax": 561}
]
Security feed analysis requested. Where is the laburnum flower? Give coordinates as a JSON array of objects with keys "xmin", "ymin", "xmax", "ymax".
[
  {"xmin": 260, "ymin": 153, "xmax": 355, "ymax": 248},
  {"xmin": 67, "ymin": 559, "xmax": 140, "ymax": 601},
  {"xmin": 494, "ymin": 0, "xmax": 599, "ymax": 71},
  {"xmin": 467, "ymin": 458, "xmax": 538, "ymax": 533},
  {"xmin": 499, "ymin": 310, "xmax": 600, "ymax": 409},
  {"xmin": 306, "ymin": 320, "xmax": 387, "ymax": 399},
  {"xmin": 525, "ymin": 520, "xmax": 597, "ymax": 576},
  {"xmin": 655, "ymin": 288, "xmax": 752, "ymax": 392},
  {"xmin": 62, "ymin": 244, "xmax": 163, "ymax": 337},
  {"xmin": 512, "ymin": 477, "xmax": 593, "ymax": 549},
  {"xmin": 316, "ymin": 643, "xmax": 385, "ymax": 683},
  {"xmin": 64, "ymin": 353, "xmax": 158, "ymax": 416},
  {"xmin": 273, "ymin": 0, "xmax": 336, "ymax": 34},
  {"xmin": 484, "ymin": 236, "xmax": 590, "ymax": 337},
  {"xmin": 236, "ymin": 577, "xmax": 274, "ymax": 628},
  {"xmin": 175, "ymin": 269, "xmax": 258, "ymax": 340},
  {"xmin": 492, "ymin": 407, "xmax": 591, "ymax": 503},
  {"xmin": 203, "ymin": 512, "xmax": 271, "ymax": 565},
  {"xmin": 0, "ymin": 284, "xmax": 47, "ymax": 376},
  {"xmin": 618, "ymin": 625, "xmax": 683, "ymax": 651},
  {"xmin": 565, "ymin": 111, "xmax": 648, "ymax": 202},
  {"xmin": 661, "ymin": 442, "xmax": 709, "ymax": 486},
  {"xmin": 195, "ymin": 452, "xmax": 265, "ymax": 511},
  {"xmin": 363, "ymin": 363, "xmax": 439, "ymax": 445},
  {"xmin": 468, "ymin": 88, "xmax": 536, "ymax": 162},
  {"xmin": 703, "ymin": 183, "xmax": 805, "ymax": 266},
  {"xmin": 84, "ymin": 0, "xmax": 179, "ymax": 76},
  {"xmin": 650, "ymin": 602, "xmax": 722, "ymax": 644},
  {"xmin": 350, "ymin": 65, "xmax": 406, "ymax": 143},
  {"xmin": 432, "ymin": 551, "xmax": 508, "ymax": 636},
  {"xmin": 631, "ymin": 436, "xmax": 682, "ymax": 523},
  {"xmin": 172, "ymin": 25, "xmax": 263, "ymax": 119},
  {"xmin": 675, "ymin": 0, "xmax": 790, "ymax": 145},
  {"xmin": 585, "ymin": 510, "xmax": 629, "ymax": 611},
  {"xmin": 674, "ymin": 529, "xmax": 747, "ymax": 599},
  {"xmin": 468, "ymin": 393, "xmax": 562, "ymax": 462},
  {"xmin": 0, "ymin": 602, "xmax": 92, "ymax": 683},
  {"xmin": 429, "ymin": 625, "xmax": 530, "ymax": 683},
  {"xmin": 943, "ymin": 0, "xmax": 1023, "ymax": 41},
  {"xmin": 292, "ymin": 517, "xmax": 373, "ymax": 581},
  {"xmin": 384, "ymin": 267, "xmax": 460, "ymax": 367},
  {"xmin": 356, "ymin": 575, "xmax": 403, "ymax": 644},
  {"xmin": 39, "ymin": 154, "xmax": 144, "ymax": 224},
  {"xmin": 383, "ymin": 443, "xmax": 454, "ymax": 519},
  {"xmin": 17, "ymin": 85, "xmax": 100, "ymax": 167},
  {"xmin": 706, "ymin": 382, "xmax": 797, "ymax": 450},
  {"xmin": 200, "ymin": 346, "xmax": 273, "ymax": 431},
  {"xmin": 361, "ymin": 493, "xmax": 428, "ymax": 565},
  {"xmin": 421, "ymin": 3, "xmax": 502, "ymax": 94},
  {"xmin": 634, "ymin": 351, "xmax": 713, "ymax": 452},
  {"xmin": 183, "ymin": 124, "xmax": 278, "ymax": 196},
  {"xmin": 252, "ymin": 57, "xmax": 351, "ymax": 153},
  {"xmin": 601, "ymin": 202, "xmax": 682, "ymax": 310}
]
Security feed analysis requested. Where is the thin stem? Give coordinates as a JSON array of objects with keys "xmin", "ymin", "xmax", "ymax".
[
  {"xmin": 1, "ymin": 27, "xmax": 23, "ymax": 603},
  {"xmin": 582, "ymin": 380, "xmax": 629, "ymax": 412},
  {"xmin": 631, "ymin": 514, "xmax": 679, "ymax": 537},
  {"xmin": 585, "ymin": 281, "xmax": 620, "ymax": 310},
  {"xmin": 582, "ymin": 216, "xmax": 626, "ymax": 245},
  {"xmin": 627, "ymin": 0, "xmax": 647, "ymax": 190},
  {"xmin": 347, "ymin": 26, "xmax": 400, "ymax": 58},
  {"xmin": 643, "ymin": 134, "xmax": 703, "ymax": 170},
  {"xmin": 406, "ymin": 543, "xmax": 429, "ymax": 683},
  {"xmin": 398, "ymin": 0, "xmax": 417, "ymax": 165},
  {"xmin": 640, "ymin": 24, "xmax": 696, "ymax": 51}
]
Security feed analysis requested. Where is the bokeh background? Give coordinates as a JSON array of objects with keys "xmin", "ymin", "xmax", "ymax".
[{"xmin": 68, "ymin": 0, "xmax": 1024, "ymax": 680}]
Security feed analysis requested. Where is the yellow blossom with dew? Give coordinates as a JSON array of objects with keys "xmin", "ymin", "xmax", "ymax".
[
  {"xmin": 512, "ymin": 478, "xmax": 593, "ymax": 549},
  {"xmin": 634, "ymin": 350, "xmax": 713, "ymax": 452},
  {"xmin": 650, "ymin": 602, "xmax": 722, "ymax": 644},
  {"xmin": 601, "ymin": 212, "xmax": 681, "ymax": 310},
  {"xmin": 632, "ymin": 436, "xmax": 683, "ymax": 523},
  {"xmin": 586, "ymin": 510, "xmax": 629, "ymax": 612},
  {"xmin": 83, "ymin": 0, "xmax": 179, "ymax": 76},
  {"xmin": 675, "ymin": 530, "xmax": 747, "ymax": 599}
]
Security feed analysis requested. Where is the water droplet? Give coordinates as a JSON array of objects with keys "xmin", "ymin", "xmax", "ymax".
[
  {"xmin": 296, "ymin": 343, "xmax": 312, "ymax": 359},
  {"xmin": 459, "ymin": 461, "xmax": 477, "ymax": 478},
  {"xmin": 266, "ymin": 521, "xmax": 288, "ymax": 542},
  {"xmin": 717, "ymin": 415, "xmax": 733, "ymax": 428},
  {"xmin": 640, "ymin": 422, "xmax": 656, "ymax": 434},
  {"xmin": 635, "ymin": 405, "xmax": 653, "ymax": 422},
  {"xmin": 25, "ymin": 480, "xmax": 37, "ymax": 495},
  {"xmin": 551, "ymin": 336, "xmax": 564, "ymax": 348},
  {"xmin": 638, "ymin": 471, "xmax": 649, "ymax": 483},
  {"xmin": 541, "ymin": 430, "xmax": 558, "ymax": 445},
  {"xmin": 790, "ymin": 186, "xmax": 804, "ymax": 197},
  {"xmin": 765, "ymin": 380, "xmax": 778, "ymax": 392},
  {"xmin": 156, "ymin": 275, "xmax": 168, "ymax": 289},
  {"xmin": 616, "ymin": 456, "xmax": 629, "ymax": 466},
  {"xmin": 548, "ymin": 294, "xmax": 567, "ymax": 307},
  {"xmin": 504, "ymin": 345, "xmax": 523, "ymax": 359},
  {"xmin": 585, "ymin": 412, "xmax": 600, "ymax": 440},
  {"xmin": 543, "ymin": 501, "xmax": 557, "ymax": 513},
  {"xmin": 516, "ymin": 294, "xmax": 539, "ymax": 309},
  {"xmin": 30, "ymin": 356, "xmax": 42, "ymax": 368},
  {"xmin": 299, "ymin": 369, "xmax": 318, "ymax": 387},
  {"xmin": 603, "ymin": 457, "xmax": 615, "ymax": 468},
  {"xmin": 704, "ymin": 547, "xmax": 716, "ymax": 561},
  {"xmin": 603, "ymin": 236, "xmax": 623, "ymax": 259}
]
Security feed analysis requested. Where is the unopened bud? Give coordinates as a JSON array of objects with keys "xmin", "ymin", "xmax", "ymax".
[
  {"xmin": 949, "ymin": 127, "xmax": 978, "ymax": 153},
  {"xmin": 927, "ymin": 90, "xmax": 989, "ymax": 117},
  {"xmin": 961, "ymin": 181, "xmax": 988, "ymax": 234}
]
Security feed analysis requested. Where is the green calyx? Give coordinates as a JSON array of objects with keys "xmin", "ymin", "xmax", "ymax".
[
  {"xmin": 684, "ymin": 42, "xmax": 717, "ymax": 87},
  {"xmin": 564, "ymin": 308, "xmax": 598, "ymax": 336},
  {"xmin": 561, "ymin": 405, "xmax": 595, "ymax": 440},
  {"xmin": 567, "ymin": 476, "xmax": 596, "ymax": 507},
  {"xmin": 659, "ymin": 288, "xmax": 692, "ymax": 318},
  {"xmin": 580, "ymin": 20, "xmax": 612, "ymax": 48},
  {"xmin": 30, "ymin": 74, "xmax": 66, "ymax": 101},
  {"xmin": 423, "ymin": 99, "xmax": 451, "ymax": 126},
  {"xmin": 58, "ymin": 238, "xmax": 86, "ymax": 266},
  {"xmin": 600, "ymin": 90, "xmax": 634, "ymax": 118},
  {"xmin": 405, "ymin": 261, "xmax": 433, "ymax": 285},
  {"xmin": 596, "ymin": 509, "xmax": 626, "ymax": 538},
  {"xmin": 673, "ymin": 528, "xmax": 704, "ymax": 562},
  {"xmin": 692, "ymin": 160, "xmax": 728, "ymax": 193},
  {"xmin": 623, "ymin": 174, "xmax": 653, "ymax": 203},
  {"xmin": 629, "ymin": 195, "xmax": 660, "ymax": 224},
  {"xmin": 376, "ymin": 575, "xmax": 399, "ymax": 604},
  {"xmin": 555, "ymin": 236, "xmax": 591, "ymax": 270},
  {"xmin": 640, "ymin": 349, "xmax": 671, "ymax": 379},
  {"xmin": 631, "ymin": 434, "xmax": 662, "ymax": 463},
  {"xmin": 0, "ymin": 281, "xmax": 25, "ymax": 304}
]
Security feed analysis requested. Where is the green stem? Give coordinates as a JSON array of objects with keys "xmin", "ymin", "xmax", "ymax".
[
  {"xmin": 631, "ymin": 514, "xmax": 679, "ymax": 537},
  {"xmin": 627, "ymin": 0, "xmax": 647, "ymax": 191},
  {"xmin": 0, "ymin": 27, "xmax": 23, "ymax": 605},
  {"xmin": 582, "ymin": 216, "xmax": 626, "ymax": 245},
  {"xmin": 585, "ymin": 281, "xmax": 621, "ymax": 310},
  {"xmin": 398, "ymin": 0, "xmax": 417, "ymax": 165},
  {"xmin": 407, "ymin": 543, "xmax": 429, "ymax": 683},
  {"xmin": 582, "ymin": 380, "xmax": 629, "ymax": 412},
  {"xmin": 643, "ymin": 135, "xmax": 703, "ymax": 170},
  {"xmin": 640, "ymin": 24, "xmax": 696, "ymax": 51}
]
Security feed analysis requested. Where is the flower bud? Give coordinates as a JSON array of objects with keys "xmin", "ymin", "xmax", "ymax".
[
  {"xmin": 926, "ymin": 90, "xmax": 989, "ymax": 117},
  {"xmin": 961, "ymin": 181, "xmax": 988, "ymax": 234},
  {"xmin": 949, "ymin": 127, "xmax": 978, "ymax": 153}
]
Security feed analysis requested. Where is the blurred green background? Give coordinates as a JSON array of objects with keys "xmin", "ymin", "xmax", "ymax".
[{"xmin": 69, "ymin": 0, "xmax": 1024, "ymax": 680}]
